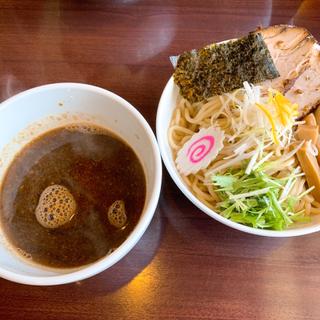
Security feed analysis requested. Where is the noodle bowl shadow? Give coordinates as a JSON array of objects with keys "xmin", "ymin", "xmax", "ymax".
[
  {"xmin": 0, "ymin": 83, "xmax": 162, "ymax": 285},
  {"xmin": 156, "ymin": 77, "xmax": 320, "ymax": 237}
]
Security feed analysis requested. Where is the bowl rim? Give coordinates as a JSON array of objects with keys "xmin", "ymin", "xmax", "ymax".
[
  {"xmin": 0, "ymin": 82, "xmax": 162, "ymax": 285},
  {"xmin": 156, "ymin": 76, "xmax": 320, "ymax": 238}
]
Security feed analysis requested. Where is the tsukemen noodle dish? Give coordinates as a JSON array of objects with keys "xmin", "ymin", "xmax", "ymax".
[
  {"xmin": 169, "ymin": 25, "xmax": 320, "ymax": 230},
  {"xmin": 0, "ymin": 124, "xmax": 146, "ymax": 268}
]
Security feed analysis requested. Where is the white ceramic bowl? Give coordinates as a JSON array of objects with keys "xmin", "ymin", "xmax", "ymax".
[
  {"xmin": 0, "ymin": 83, "xmax": 162, "ymax": 285},
  {"xmin": 156, "ymin": 77, "xmax": 320, "ymax": 237}
]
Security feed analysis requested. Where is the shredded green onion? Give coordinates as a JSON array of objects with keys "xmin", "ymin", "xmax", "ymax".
[{"xmin": 212, "ymin": 164, "xmax": 311, "ymax": 230}]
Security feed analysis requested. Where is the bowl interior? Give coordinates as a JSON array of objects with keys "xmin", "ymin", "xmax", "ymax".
[
  {"xmin": 156, "ymin": 77, "xmax": 320, "ymax": 237},
  {"xmin": 0, "ymin": 83, "xmax": 161, "ymax": 283}
]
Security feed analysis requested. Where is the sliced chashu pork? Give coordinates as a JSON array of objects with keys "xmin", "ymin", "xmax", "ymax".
[
  {"xmin": 257, "ymin": 25, "xmax": 316, "ymax": 93},
  {"xmin": 285, "ymin": 44, "xmax": 320, "ymax": 118}
]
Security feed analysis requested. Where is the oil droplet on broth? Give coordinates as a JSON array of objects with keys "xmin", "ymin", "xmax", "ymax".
[
  {"xmin": 35, "ymin": 184, "xmax": 76, "ymax": 229},
  {"xmin": 17, "ymin": 247, "xmax": 32, "ymax": 260},
  {"xmin": 108, "ymin": 200, "xmax": 127, "ymax": 228}
]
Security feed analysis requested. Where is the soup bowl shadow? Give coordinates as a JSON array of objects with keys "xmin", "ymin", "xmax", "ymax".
[
  {"xmin": 159, "ymin": 171, "xmax": 293, "ymax": 263},
  {"xmin": 0, "ymin": 83, "xmax": 162, "ymax": 285},
  {"xmin": 67, "ymin": 207, "xmax": 164, "ymax": 295}
]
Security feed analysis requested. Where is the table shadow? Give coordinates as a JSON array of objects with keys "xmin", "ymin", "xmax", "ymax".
[
  {"xmin": 160, "ymin": 171, "xmax": 291, "ymax": 259},
  {"xmin": 65, "ymin": 204, "xmax": 164, "ymax": 295},
  {"xmin": 0, "ymin": 202, "xmax": 165, "ymax": 298}
]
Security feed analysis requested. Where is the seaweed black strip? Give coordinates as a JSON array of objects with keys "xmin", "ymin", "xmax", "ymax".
[{"xmin": 173, "ymin": 33, "xmax": 279, "ymax": 103}]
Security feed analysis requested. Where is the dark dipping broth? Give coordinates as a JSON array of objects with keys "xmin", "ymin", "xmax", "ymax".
[{"xmin": 0, "ymin": 124, "xmax": 146, "ymax": 268}]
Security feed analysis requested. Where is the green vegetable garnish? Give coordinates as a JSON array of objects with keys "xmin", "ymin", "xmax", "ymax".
[{"xmin": 212, "ymin": 164, "xmax": 311, "ymax": 230}]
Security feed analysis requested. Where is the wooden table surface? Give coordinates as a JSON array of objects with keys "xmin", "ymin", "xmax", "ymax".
[{"xmin": 1, "ymin": 1, "xmax": 320, "ymax": 319}]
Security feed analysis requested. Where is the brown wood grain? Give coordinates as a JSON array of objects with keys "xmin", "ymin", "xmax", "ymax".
[{"xmin": 1, "ymin": 1, "xmax": 320, "ymax": 319}]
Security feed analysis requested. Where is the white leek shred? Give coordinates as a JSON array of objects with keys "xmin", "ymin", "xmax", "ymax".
[
  {"xmin": 206, "ymin": 151, "xmax": 256, "ymax": 177},
  {"xmin": 277, "ymin": 141, "xmax": 304, "ymax": 164},
  {"xmin": 224, "ymin": 139, "xmax": 256, "ymax": 160},
  {"xmin": 207, "ymin": 82, "xmax": 301, "ymax": 180},
  {"xmin": 279, "ymin": 167, "xmax": 302, "ymax": 202},
  {"xmin": 245, "ymin": 147, "xmax": 260, "ymax": 175},
  {"xmin": 229, "ymin": 187, "xmax": 271, "ymax": 200},
  {"xmin": 243, "ymin": 81, "xmax": 260, "ymax": 104},
  {"xmin": 297, "ymin": 186, "xmax": 315, "ymax": 200},
  {"xmin": 252, "ymin": 152, "xmax": 274, "ymax": 171},
  {"xmin": 243, "ymin": 81, "xmax": 256, "ymax": 104}
]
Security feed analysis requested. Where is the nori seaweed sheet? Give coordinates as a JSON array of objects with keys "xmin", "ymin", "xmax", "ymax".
[{"xmin": 173, "ymin": 33, "xmax": 280, "ymax": 103}]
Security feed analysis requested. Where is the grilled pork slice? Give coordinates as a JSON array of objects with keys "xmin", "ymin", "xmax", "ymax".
[
  {"xmin": 258, "ymin": 25, "xmax": 316, "ymax": 92},
  {"xmin": 285, "ymin": 44, "xmax": 320, "ymax": 118}
]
